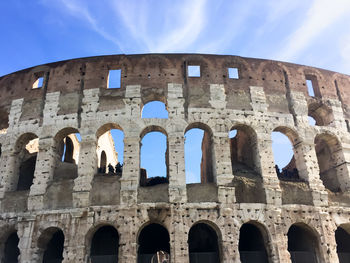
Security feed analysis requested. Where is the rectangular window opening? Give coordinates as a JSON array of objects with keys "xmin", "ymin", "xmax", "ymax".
[
  {"xmin": 32, "ymin": 76, "xmax": 44, "ymax": 89},
  {"xmin": 188, "ymin": 65, "xmax": 200, "ymax": 77},
  {"xmin": 228, "ymin": 67, "xmax": 239, "ymax": 79},
  {"xmin": 306, "ymin": 79, "xmax": 315, "ymax": 97},
  {"xmin": 108, "ymin": 69, "xmax": 121, "ymax": 89}
]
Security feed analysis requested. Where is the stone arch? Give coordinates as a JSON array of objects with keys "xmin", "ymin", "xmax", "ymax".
[
  {"xmin": 13, "ymin": 132, "xmax": 39, "ymax": 191},
  {"xmin": 238, "ymin": 220, "xmax": 272, "ymax": 263},
  {"xmin": 185, "ymin": 122, "xmax": 215, "ymax": 184},
  {"xmin": 314, "ymin": 132, "xmax": 348, "ymax": 192},
  {"xmin": 272, "ymin": 126, "xmax": 302, "ymax": 180},
  {"xmin": 89, "ymin": 224, "xmax": 119, "ymax": 262},
  {"xmin": 287, "ymin": 223, "xmax": 323, "ymax": 263},
  {"xmin": 53, "ymin": 127, "xmax": 80, "ymax": 180},
  {"xmin": 188, "ymin": 220, "xmax": 222, "ymax": 263},
  {"xmin": 335, "ymin": 224, "xmax": 350, "ymax": 263},
  {"xmin": 0, "ymin": 225, "xmax": 19, "ymax": 263},
  {"xmin": 37, "ymin": 227, "xmax": 65, "ymax": 263},
  {"xmin": 140, "ymin": 126, "xmax": 169, "ymax": 186},
  {"xmin": 308, "ymin": 101, "xmax": 334, "ymax": 126},
  {"xmin": 137, "ymin": 222, "xmax": 170, "ymax": 263},
  {"xmin": 141, "ymin": 100, "xmax": 169, "ymax": 119},
  {"xmin": 229, "ymin": 124, "xmax": 260, "ymax": 173},
  {"xmin": 96, "ymin": 123, "xmax": 124, "ymax": 174}
]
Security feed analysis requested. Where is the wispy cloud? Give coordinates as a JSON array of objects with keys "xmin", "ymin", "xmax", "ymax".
[
  {"xmin": 58, "ymin": 0, "xmax": 125, "ymax": 52},
  {"xmin": 113, "ymin": 0, "xmax": 207, "ymax": 52},
  {"xmin": 274, "ymin": 0, "xmax": 350, "ymax": 61}
]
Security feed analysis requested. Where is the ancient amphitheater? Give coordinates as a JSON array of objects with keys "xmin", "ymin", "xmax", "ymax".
[{"xmin": 0, "ymin": 54, "xmax": 350, "ymax": 263}]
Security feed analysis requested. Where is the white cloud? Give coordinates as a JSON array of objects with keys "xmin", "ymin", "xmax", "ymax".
[
  {"xmin": 274, "ymin": 0, "xmax": 350, "ymax": 61},
  {"xmin": 58, "ymin": 0, "xmax": 125, "ymax": 52}
]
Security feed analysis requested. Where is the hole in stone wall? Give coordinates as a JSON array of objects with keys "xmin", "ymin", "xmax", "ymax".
[
  {"xmin": 306, "ymin": 79, "xmax": 315, "ymax": 97},
  {"xmin": 140, "ymin": 129, "xmax": 168, "ymax": 186},
  {"xmin": 32, "ymin": 76, "xmax": 44, "ymax": 89},
  {"xmin": 305, "ymin": 75, "xmax": 320, "ymax": 98},
  {"xmin": 97, "ymin": 127, "xmax": 124, "ymax": 175},
  {"xmin": 308, "ymin": 116, "xmax": 316, "ymax": 126},
  {"xmin": 141, "ymin": 101, "xmax": 168, "ymax": 119},
  {"xmin": 335, "ymin": 226, "xmax": 350, "ymax": 263},
  {"xmin": 188, "ymin": 223, "xmax": 220, "ymax": 263},
  {"xmin": 185, "ymin": 126, "xmax": 214, "ymax": 184},
  {"xmin": 16, "ymin": 134, "xmax": 38, "ymax": 191},
  {"xmin": 3, "ymin": 232, "xmax": 20, "ymax": 263},
  {"xmin": 314, "ymin": 133, "xmax": 343, "ymax": 192},
  {"xmin": 271, "ymin": 129, "xmax": 299, "ymax": 181},
  {"xmin": 107, "ymin": 69, "xmax": 121, "ymax": 89},
  {"xmin": 90, "ymin": 226, "xmax": 119, "ymax": 262},
  {"xmin": 288, "ymin": 224, "xmax": 320, "ymax": 263},
  {"xmin": 138, "ymin": 223, "xmax": 170, "ymax": 263},
  {"xmin": 188, "ymin": 65, "xmax": 200, "ymax": 77},
  {"xmin": 54, "ymin": 129, "xmax": 80, "ymax": 180},
  {"xmin": 228, "ymin": 67, "xmax": 239, "ymax": 79},
  {"xmin": 308, "ymin": 102, "xmax": 334, "ymax": 126},
  {"xmin": 42, "ymin": 230, "xmax": 64, "ymax": 263},
  {"xmin": 239, "ymin": 223, "xmax": 269, "ymax": 263}
]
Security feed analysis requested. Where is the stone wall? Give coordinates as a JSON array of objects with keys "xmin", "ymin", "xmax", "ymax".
[{"xmin": 0, "ymin": 54, "xmax": 350, "ymax": 262}]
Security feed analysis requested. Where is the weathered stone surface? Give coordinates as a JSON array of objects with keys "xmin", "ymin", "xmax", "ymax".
[{"xmin": 0, "ymin": 54, "xmax": 349, "ymax": 262}]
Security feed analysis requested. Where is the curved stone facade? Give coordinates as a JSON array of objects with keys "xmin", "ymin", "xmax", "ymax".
[{"xmin": 0, "ymin": 54, "xmax": 350, "ymax": 262}]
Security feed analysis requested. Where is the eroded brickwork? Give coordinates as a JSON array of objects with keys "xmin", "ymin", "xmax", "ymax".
[{"xmin": 0, "ymin": 54, "xmax": 350, "ymax": 262}]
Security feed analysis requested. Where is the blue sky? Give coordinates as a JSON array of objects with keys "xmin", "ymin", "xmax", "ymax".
[{"xmin": 2, "ymin": 0, "xmax": 349, "ymax": 182}]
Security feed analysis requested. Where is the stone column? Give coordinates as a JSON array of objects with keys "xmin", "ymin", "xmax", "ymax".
[
  {"xmin": 256, "ymin": 130, "xmax": 282, "ymax": 205},
  {"xmin": 27, "ymin": 137, "xmax": 56, "ymax": 210},
  {"xmin": 329, "ymin": 99, "xmax": 347, "ymax": 131},
  {"xmin": 293, "ymin": 141, "xmax": 328, "ymax": 206},
  {"xmin": 171, "ymin": 206, "xmax": 189, "ymax": 263},
  {"xmin": 273, "ymin": 230, "xmax": 291, "ymax": 263},
  {"xmin": 17, "ymin": 219, "xmax": 37, "ymax": 263},
  {"xmin": 73, "ymin": 133, "xmax": 98, "ymax": 208}
]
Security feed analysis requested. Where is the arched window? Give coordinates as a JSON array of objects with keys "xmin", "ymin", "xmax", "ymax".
[
  {"xmin": 271, "ymin": 128, "xmax": 299, "ymax": 181},
  {"xmin": 15, "ymin": 133, "xmax": 39, "ymax": 191},
  {"xmin": 42, "ymin": 230, "xmax": 64, "ymax": 263},
  {"xmin": 308, "ymin": 102, "xmax": 334, "ymax": 126},
  {"xmin": 141, "ymin": 101, "xmax": 168, "ymax": 119},
  {"xmin": 90, "ymin": 226, "xmax": 119, "ymax": 263},
  {"xmin": 335, "ymin": 226, "xmax": 350, "ymax": 263},
  {"xmin": 239, "ymin": 223, "xmax": 269, "ymax": 263},
  {"xmin": 287, "ymin": 224, "xmax": 320, "ymax": 263},
  {"xmin": 185, "ymin": 124, "xmax": 214, "ymax": 184},
  {"xmin": 138, "ymin": 223, "xmax": 170, "ymax": 263},
  {"xmin": 96, "ymin": 124, "xmax": 124, "ymax": 175},
  {"xmin": 3, "ymin": 232, "xmax": 20, "ymax": 263},
  {"xmin": 140, "ymin": 127, "xmax": 168, "ymax": 186},
  {"xmin": 54, "ymin": 128, "xmax": 81, "ymax": 179},
  {"xmin": 314, "ymin": 133, "xmax": 346, "ymax": 192},
  {"xmin": 188, "ymin": 223, "xmax": 220, "ymax": 263}
]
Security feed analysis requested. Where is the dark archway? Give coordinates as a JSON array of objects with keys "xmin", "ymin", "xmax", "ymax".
[
  {"xmin": 239, "ymin": 223, "xmax": 269, "ymax": 263},
  {"xmin": 63, "ymin": 136, "xmax": 74, "ymax": 163},
  {"xmin": 4, "ymin": 232, "xmax": 20, "ymax": 263},
  {"xmin": 287, "ymin": 224, "xmax": 320, "ymax": 263},
  {"xmin": 138, "ymin": 223, "xmax": 170, "ymax": 263},
  {"xmin": 335, "ymin": 226, "xmax": 350, "ymax": 263},
  {"xmin": 90, "ymin": 226, "xmax": 119, "ymax": 263},
  {"xmin": 188, "ymin": 223, "xmax": 220, "ymax": 263},
  {"xmin": 42, "ymin": 230, "xmax": 64, "ymax": 263}
]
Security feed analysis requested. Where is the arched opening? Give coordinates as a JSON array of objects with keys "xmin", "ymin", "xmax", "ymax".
[
  {"xmin": 142, "ymin": 101, "xmax": 168, "ymax": 119},
  {"xmin": 188, "ymin": 223, "xmax": 220, "ymax": 263},
  {"xmin": 308, "ymin": 116, "xmax": 316, "ymax": 126},
  {"xmin": 42, "ymin": 230, "xmax": 64, "ymax": 263},
  {"xmin": 271, "ymin": 129, "xmax": 298, "ymax": 181},
  {"xmin": 90, "ymin": 225, "xmax": 119, "ymax": 263},
  {"xmin": 138, "ymin": 223, "xmax": 170, "ymax": 263},
  {"xmin": 15, "ymin": 133, "xmax": 38, "ymax": 191},
  {"xmin": 185, "ymin": 124, "xmax": 214, "ymax": 184},
  {"xmin": 96, "ymin": 124, "xmax": 124, "ymax": 175},
  {"xmin": 140, "ymin": 127, "xmax": 168, "ymax": 187},
  {"xmin": 335, "ymin": 226, "xmax": 350, "ymax": 263},
  {"xmin": 53, "ymin": 128, "xmax": 80, "ymax": 180},
  {"xmin": 239, "ymin": 223, "xmax": 269, "ymax": 263},
  {"xmin": 314, "ymin": 133, "xmax": 345, "ymax": 192},
  {"xmin": 308, "ymin": 102, "xmax": 334, "ymax": 126},
  {"xmin": 3, "ymin": 232, "xmax": 20, "ymax": 263},
  {"xmin": 287, "ymin": 224, "xmax": 320, "ymax": 263}
]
